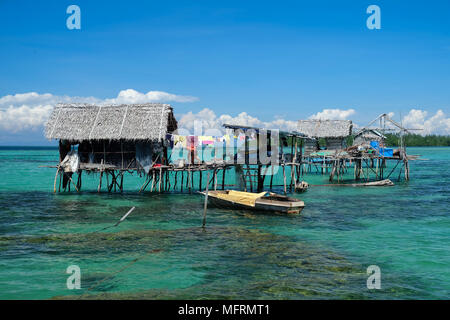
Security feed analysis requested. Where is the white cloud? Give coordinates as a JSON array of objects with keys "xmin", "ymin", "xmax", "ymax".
[
  {"xmin": 309, "ymin": 108, "xmax": 356, "ymax": 120},
  {"xmin": 177, "ymin": 107, "xmax": 450, "ymax": 136},
  {"xmin": 104, "ymin": 89, "xmax": 198, "ymax": 104},
  {"xmin": 176, "ymin": 108, "xmax": 298, "ymax": 134},
  {"xmin": 0, "ymin": 89, "xmax": 198, "ymax": 132},
  {"xmin": 1, "ymin": 91, "xmax": 449, "ymax": 138},
  {"xmin": 0, "ymin": 92, "xmax": 101, "ymax": 108},
  {"xmin": 399, "ymin": 109, "xmax": 450, "ymax": 135},
  {"xmin": 0, "ymin": 104, "xmax": 53, "ymax": 132}
]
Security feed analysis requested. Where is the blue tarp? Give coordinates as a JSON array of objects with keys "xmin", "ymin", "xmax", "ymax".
[{"xmin": 370, "ymin": 141, "xmax": 393, "ymax": 157}]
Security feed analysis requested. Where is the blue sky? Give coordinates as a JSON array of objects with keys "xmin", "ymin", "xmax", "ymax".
[{"xmin": 0, "ymin": 0, "xmax": 449, "ymax": 145}]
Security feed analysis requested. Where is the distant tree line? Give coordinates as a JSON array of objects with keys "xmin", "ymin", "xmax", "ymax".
[
  {"xmin": 302, "ymin": 134, "xmax": 449, "ymax": 149},
  {"xmin": 384, "ymin": 134, "xmax": 450, "ymax": 147}
]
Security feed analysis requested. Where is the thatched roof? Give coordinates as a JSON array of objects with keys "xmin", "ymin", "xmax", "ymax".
[
  {"xmin": 45, "ymin": 103, "xmax": 177, "ymax": 141},
  {"xmin": 297, "ymin": 120, "xmax": 353, "ymax": 138},
  {"xmin": 354, "ymin": 128, "xmax": 386, "ymax": 140}
]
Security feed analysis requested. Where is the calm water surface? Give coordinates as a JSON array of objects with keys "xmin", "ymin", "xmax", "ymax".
[{"xmin": 0, "ymin": 147, "xmax": 448, "ymax": 299}]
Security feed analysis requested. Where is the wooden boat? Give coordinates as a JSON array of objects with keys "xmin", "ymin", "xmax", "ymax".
[
  {"xmin": 200, "ymin": 190, "xmax": 305, "ymax": 214},
  {"xmin": 314, "ymin": 179, "xmax": 395, "ymax": 187},
  {"xmin": 349, "ymin": 179, "xmax": 394, "ymax": 186}
]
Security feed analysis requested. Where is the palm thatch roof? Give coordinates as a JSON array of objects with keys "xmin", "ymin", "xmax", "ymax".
[
  {"xmin": 45, "ymin": 103, "xmax": 177, "ymax": 141},
  {"xmin": 297, "ymin": 120, "xmax": 353, "ymax": 138}
]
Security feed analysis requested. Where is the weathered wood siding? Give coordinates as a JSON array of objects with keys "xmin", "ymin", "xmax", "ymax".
[
  {"xmin": 326, "ymin": 137, "xmax": 345, "ymax": 150},
  {"xmin": 304, "ymin": 139, "xmax": 319, "ymax": 156}
]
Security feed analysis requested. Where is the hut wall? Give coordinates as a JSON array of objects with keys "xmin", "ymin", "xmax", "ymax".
[
  {"xmin": 326, "ymin": 137, "xmax": 345, "ymax": 150},
  {"xmin": 77, "ymin": 139, "xmax": 157, "ymax": 170},
  {"xmin": 304, "ymin": 139, "xmax": 319, "ymax": 156}
]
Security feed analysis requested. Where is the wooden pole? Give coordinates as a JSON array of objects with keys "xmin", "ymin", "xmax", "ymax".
[
  {"xmin": 139, "ymin": 175, "xmax": 150, "ymax": 193},
  {"xmin": 63, "ymin": 171, "xmax": 79, "ymax": 192},
  {"xmin": 270, "ymin": 165, "xmax": 274, "ymax": 190},
  {"xmin": 214, "ymin": 169, "xmax": 218, "ymax": 190},
  {"xmin": 167, "ymin": 171, "xmax": 171, "ymax": 191},
  {"xmin": 151, "ymin": 170, "xmax": 155, "ymax": 192},
  {"xmin": 76, "ymin": 171, "xmax": 81, "ymax": 190},
  {"xmin": 58, "ymin": 169, "xmax": 62, "ymax": 192},
  {"xmin": 247, "ymin": 167, "xmax": 253, "ymax": 192},
  {"xmin": 202, "ymin": 172, "xmax": 210, "ymax": 228},
  {"xmin": 322, "ymin": 156, "xmax": 325, "ymax": 174},
  {"xmin": 106, "ymin": 170, "xmax": 110, "ymax": 192},
  {"xmin": 222, "ymin": 167, "xmax": 226, "ymax": 190},
  {"xmin": 243, "ymin": 168, "xmax": 248, "ymax": 192},
  {"xmin": 404, "ymin": 159, "xmax": 409, "ymax": 180},
  {"xmin": 166, "ymin": 170, "xmax": 169, "ymax": 191},
  {"xmin": 290, "ymin": 138, "xmax": 295, "ymax": 190},
  {"xmin": 329, "ymin": 161, "xmax": 336, "ymax": 182},
  {"xmin": 98, "ymin": 160, "xmax": 104, "ymax": 192},
  {"xmin": 257, "ymin": 165, "xmax": 263, "ymax": 192},
  {"xmin": 158, "ymin": 167, "xmax": 162, "ymax": 192},
  {"xmin": 174, "ymin": 171, "xmax": 178, "ymax": 191},
  {"xmin": 53, "ymin": 165, "xmax": 60, "ymax": 193},
  {"xmin": 181, "ymin": 171, "xmax": 184, "ymax": 192},
  {"xmin": 187, "ymin": 168, "xmax": 191, "ymax": 193}
]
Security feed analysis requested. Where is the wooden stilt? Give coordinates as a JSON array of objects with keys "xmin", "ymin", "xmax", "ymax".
[
  {"xmin": 190, "ymin": 169, "xmax": 194, "ymax": 193},
  {"xmin": 202, "ymin": 171, "xmax": 210, "ymax": 228},
  {"xmin": 106, "ymin": 170, "xmax": 110, "ymax": 192},
  {"xmin": 151, "ymin": 170, "xmax": 156, "ymax": 192},
  {"xmin": 63, "ymin": 171, "xmax": 79, "ymax": 192},
  {"xmin": 270, "ymin": 165, "xmax": 274, "ymax": 190},
  {"xmin": 77, "ymin": 171, "xmax": 82, "ymax": 190},
  {"xmin": 404, "ymin": 159, "xmax": 409, "ymax": 180},
  {"xmin": 139, "ymin": 175, "xmax": 150, "ymax": 193},
  {"xmin": 181, "ymin": 171, "xmax": 184, "ymax": 192},
  {"xmin": 222, "ymin": 168, "xmax": 226, "ymax": 190},
  {"xmin": 158, "ymin": 167, "xmax": 162, "ymax": 192},
  {"xmin": 187, "ymin": 168, "xmax": 191, "ymax": 193},
  {"xmin": 98, "ymin": 169, "xmax": 103, "ymax": 193},
  {"xmin": 58, "ymin": 170, "xmax": 62, "ymax": 192},
  {"xmin": 169, "ymin": 171, "xmax": 172, "ymax": 191},
  {"xmin": 329, "ymin": 161, "xmax": 336, "ymax": 182},
  {"xmin": 214, "ymin": 169, "xmax": 218, "ymax": 191},
  {"xmin": 165, "ymin": 170, "xmax": 169, "ymax": 191},
  {"xmin": 53, "ymin": 165, "xmax": 60, "ymax": 193},
  {"xmin": 174, "ymin": 171, "xmax": 178, "ymax": 191}
]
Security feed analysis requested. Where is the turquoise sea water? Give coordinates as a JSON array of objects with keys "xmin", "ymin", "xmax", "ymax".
[{"xmin": 0, "ymin": 147, "xmax": 448, "ymax": 299}]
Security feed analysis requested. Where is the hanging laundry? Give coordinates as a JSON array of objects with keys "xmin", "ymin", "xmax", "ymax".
[{"xmin": 173, "ymin": 135, "xmax": 187, "ymax": 148}]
